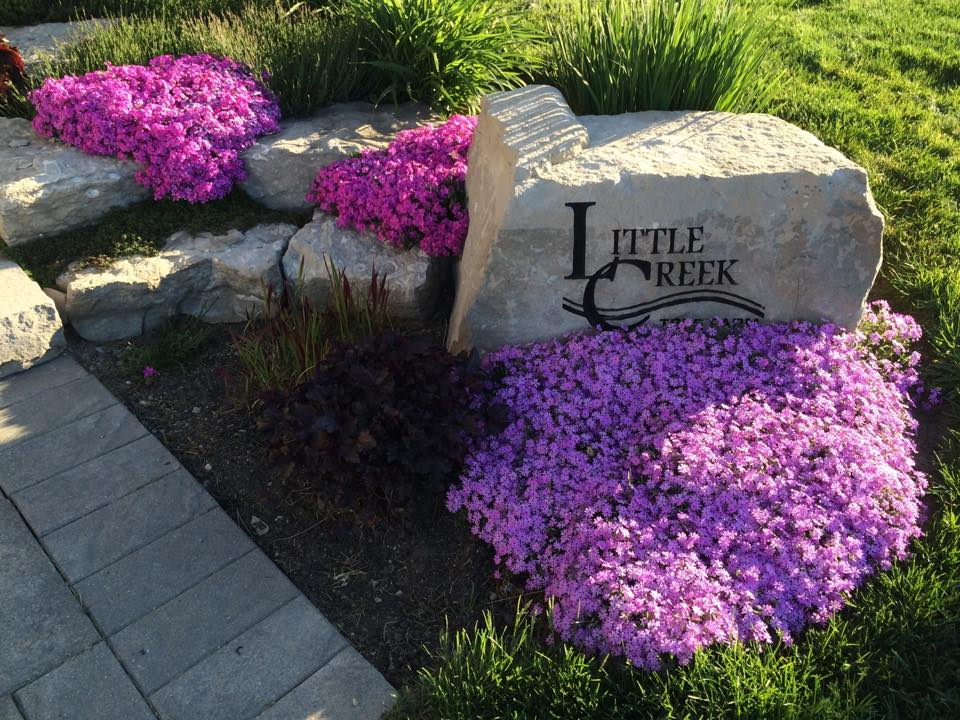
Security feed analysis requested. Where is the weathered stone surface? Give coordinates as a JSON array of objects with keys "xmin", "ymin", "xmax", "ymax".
[
  {"xmin": 111, "ymin": 550, "xmax": 297, "ymax": 694},
  {"xmin": 150, "ymin": 596, "xmax": 348, "ymax": 720},
  {"xmin": 75, "ymin": 508, "xmax": 254, "ymax": 635},
  {"xmin": 13, "ymin": 643, "xmax": 155, "ymax": 720},
  {"xmin": 41, "ymin": 468, "xmax": 216, "ymax": 582},
  {"xmin": 284, "ymin": 213, "xmax": 444, "ymax": 323},
  {"xmin": 448, "ymin": 85, "xmax": 884, "ymax": 352},
  {"xmin": 0, "ymin": 259, "xmax": 65, "ymax": 379},
  {"xmin": 256, "ymin": 646, "xmax": 396, "ymax": 719},
  {"xmin": 0, "ymin": 497, "xmax": 99, "ymax": 696},
  {"xmin": 0, "ymin": 118, "xmax": 148, "ymax": 245},
  {"xmin": 240, "ymin": 102, "xmax": 431, "ymax": 211},
  {"xmin": 1, "ymin": 20, "xmax": 105, "ymax": 69},
  {"xmin": 59, "ymin": 223, "xmax": 298, "ymax": 342}
]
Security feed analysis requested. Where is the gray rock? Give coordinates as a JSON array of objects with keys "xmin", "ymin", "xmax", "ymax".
[
  {"xmin": 284, "ymin": 213, "xmax": 444, "ymax": 323},
  {"xmin": 0, "ymin": 118, "xmax": 148, "ymax": 245},
  {"xmin": 1, "ymin": 20, "xmax": 105, "ymax": 69},
  {"xmin": 448, "ymin": 85, "xmax": 884, "ymax": 352},
  {"xmin": 0, "ymin": 259, "xmax": 65, "ymax": 379},
  {"xmin": 59, "ymin": 223, "xmax": 298, "ymax": 342},
  {"xmin": 13, "ymin": 643, "xmax": 154, "ymax": 720},
  {"xmin": 240, "ymin": 102, "xmax": 432, "ymax": 211}
]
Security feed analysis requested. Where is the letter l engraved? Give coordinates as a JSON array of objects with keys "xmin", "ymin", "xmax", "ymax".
[{"xmin": 565, "ymin": 201, "xmax": 596, "ymax": 279}]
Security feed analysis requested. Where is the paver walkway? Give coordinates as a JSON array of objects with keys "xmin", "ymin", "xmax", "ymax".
[{"xmin": 0, "ymin": 354, "xmax": 396, "ymax": 720}]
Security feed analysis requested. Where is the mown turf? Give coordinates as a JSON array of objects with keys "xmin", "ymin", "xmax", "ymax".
[{"xmin": 391, "ymin": 1, "xmax": 960, "ymax": 718}]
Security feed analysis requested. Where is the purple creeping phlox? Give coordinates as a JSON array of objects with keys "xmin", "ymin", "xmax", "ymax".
[
  {"xmin": 448, "ymin": 301, "xmax": 930, "ymax": 670},
  {"xmin": 306, "ymin": 115, "xmax": 476, "ymax": 257},
  {"xmin": 30, "ymin": 54, "xmax": 281, "ymax": 202}
]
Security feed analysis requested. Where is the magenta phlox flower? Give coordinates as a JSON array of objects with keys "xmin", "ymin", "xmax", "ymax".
[
  {"xmin": 449, "ymin": 302, "xmax": 930, "ymax": 669},
  {"xmin": 306, "ymin": 115, "xmax": 475, "ymax": 257},
  {"xmin": 30, "ymin": 54, "xmax": 280, "ymax": 202}
]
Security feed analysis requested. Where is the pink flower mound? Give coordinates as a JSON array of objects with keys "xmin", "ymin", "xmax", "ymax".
[
  {"xmin": 30, "ymin": 54, "xmax": 280, "ymax": 203},
  {"xmin": 306, "ymin": 115, "xmax": 476, "ymax": 257},
  {"xmin": 448, "ymin": 302, "xmax": 928, "ymax": 670}
]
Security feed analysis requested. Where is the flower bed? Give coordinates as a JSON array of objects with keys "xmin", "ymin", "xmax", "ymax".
[
  {"xmin": 306, "ymin": 114, "xmax": 476, "ymax": 257},
  {"xmin": 449, "ymin": 302, "xmax": 930, "ymax": 669},
  {"xmin": 30, "ymin": 54, "xmax": 280, "ymax": 202}
]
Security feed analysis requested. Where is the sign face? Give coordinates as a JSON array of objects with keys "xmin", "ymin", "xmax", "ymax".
[
  {"xmin": 560, "ymin": 202, "xmax": 765, "ymax": 329},
  {"xmin": 446, "ymin": 85, "xmax": 884, "ymax": 353}
]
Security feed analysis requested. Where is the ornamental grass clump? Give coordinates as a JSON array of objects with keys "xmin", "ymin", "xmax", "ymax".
[
  {"xmin": 449, "ymin": 302, "xmax": 930, "ymax": 670},
  {"xmin": 307, "ymin": 114, "xmax": 475, "ymax": 257},
  {"xmin": 30, "ymin": 53, "xmax": 280, "ymax": 202}
]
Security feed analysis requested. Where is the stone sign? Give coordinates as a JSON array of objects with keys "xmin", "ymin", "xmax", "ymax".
[{"xmin": 447, "ymin": 85, "xmax": 884, "ymax": 353}]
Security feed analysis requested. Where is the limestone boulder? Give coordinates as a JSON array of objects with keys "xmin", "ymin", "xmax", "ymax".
[
  {"xmin": 0, "ymin": 118, "xmax": 148, "ymax": 246},
  {"xmin": 59, "ymin": 224, "xmax": 297, "ymax": 342},
  {"xmin": 283, "ymin": 213, "xmax": 444, "ymax": 323},
  {"xmin": 239, "ymin": 102, "xmax": 432, "ymax": 211},
  {"xmin": 448, "ymin": 85, "xmax": 884, "ymax": 352},
  {"xmin": 0, "ymin": 259, "xmax": 65, "ymax": 379}
]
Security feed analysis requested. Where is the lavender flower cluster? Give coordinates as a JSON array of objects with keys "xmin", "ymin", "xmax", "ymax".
[
  {"xmin": 449, "ymin": 302, "xmax": 929, "ymax": 669},
  {"xmin": 30, "ymin": 54, "xmax": 280, "ymax": 203},
  {"xmin": 306, "ymin": 115, "xmax": 476, "ymax": 257}
]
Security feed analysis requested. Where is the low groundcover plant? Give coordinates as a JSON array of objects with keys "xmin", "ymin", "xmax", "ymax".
[
  {"xmin": 449, "ymin": 301, "xmax": 931, "ymax": 670},
  {"xmin": 306, "ymin": 114, "xmax": 475, "ymax": 257},
  {"xmin": 30, "ymin": 53, "xmax": 280, "ymax": 202}
]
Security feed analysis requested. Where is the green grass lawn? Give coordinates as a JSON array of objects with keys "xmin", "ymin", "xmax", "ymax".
[{"xmin": 392, "ymin": 1, "xmax": 960, "ymax": 717}]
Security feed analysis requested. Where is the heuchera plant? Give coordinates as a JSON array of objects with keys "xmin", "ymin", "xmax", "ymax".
[
  {"xmin": 30, "ymin": 54, "xmax": 280, "ymax": 202},
  {"xmin": 449, "ymin": 301, "xmax": 930, "ymax": 670},
  {"xmin": 0, "ymin": 37, "xmax": 26, "ymax": 99},
  {"xmin": 306, "ymin": 115, "xmax": 476, "ymax": 257}
]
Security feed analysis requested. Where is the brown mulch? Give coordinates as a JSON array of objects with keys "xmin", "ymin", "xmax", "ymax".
[{"xmin": 69, "ymin": 325, "xmax": 512, "ymax": 689}]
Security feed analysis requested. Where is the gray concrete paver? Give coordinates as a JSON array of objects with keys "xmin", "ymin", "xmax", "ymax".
[
  {"xmin": 0, "ymin": 375, "xmax": 116, "ymax": 448},
  {"xmin": 14, "ymin": 643, "xmax": 156, "ymax": 720},
  {"xmin": 0, "ymin": 498, "xmax": 98, "ymax": 696},
  {"xmin": 75, "ymin": 507, "xmax": 256, "ymax": 635},
  {"xmin": 112, "ymin": 550, "xmax": 299, "ymax": 694},
  {"xmin": 13, "ymin": 434, "xmax": 179, "ymax": 536},
  {"xmin": 0, "ymin": 356, "xmax": 86, "ymax": 410},
  {"xmin": 256, "ymin": 646, "xmax": 396, "ymax": 720},
  {"xmin": 0, "ymin": 403, "xmax": 147, "ymax": 494},
  {"xmin": 0, "ymin": 695, "xmax": 24, "ymax": 720},
  {"xmin": 42, "ymin": 468, "xmax": 216, "ymax": 582},
  {"xmin": 150, "ymin": 596, "xmax": 348, "ymax": 720}
]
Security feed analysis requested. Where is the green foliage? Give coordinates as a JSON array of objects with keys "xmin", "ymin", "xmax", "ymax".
[
  {"xmin": 344, "ymin": 0, "xmax": 544, "ymax": 113},
  {"xmin": 0, "ymin": 0, "xmax": 324, "ymax": 27},
  {"xmin": 2, "ymin": 2, "xmax": 368, "ymax": 119},
  {"xmin": 541, "ymin": 0, "xmax": 774, "ymax": 115},
  {"xmin": 257, "ymin": 328, "xmax": 485, "ymax": 504},
  {"xmin": 395, "ymin": 2, "xmax": 960, "ymax": 716},
  {"xmin": 231, "ymin": 260, "xmax": 391, "ymax": 401},
  {"xmin": 120, "ymin": 314, "xmax": 209, "ymax": 373},
  {"xmin": 0, "ymin": 191, "xmax": 304, "ymax": 289}
]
